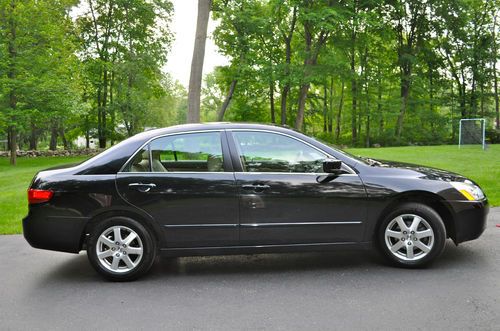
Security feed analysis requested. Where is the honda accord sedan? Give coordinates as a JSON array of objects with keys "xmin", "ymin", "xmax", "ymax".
[{"xmin": 23, "ymin": 123, "xmax": 489, "ymax": 281}]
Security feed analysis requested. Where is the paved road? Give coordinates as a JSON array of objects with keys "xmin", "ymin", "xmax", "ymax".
[{"xmin": 1, "ymin": 209, "xmax": 499, "ymax": 330}]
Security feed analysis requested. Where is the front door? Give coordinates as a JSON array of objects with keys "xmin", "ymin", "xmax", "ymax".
[
  {"xmin": 229, "ymin": 130, "xmax": 367, "ymax": 246},
  {"xmin": 116, "ymin": 131, "xmax": 238, "ymax": 248}
]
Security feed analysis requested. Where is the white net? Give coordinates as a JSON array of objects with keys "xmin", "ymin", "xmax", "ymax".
[{"xmin": 459, "ymin": 119, "xmax": 485, "ymax": 149}]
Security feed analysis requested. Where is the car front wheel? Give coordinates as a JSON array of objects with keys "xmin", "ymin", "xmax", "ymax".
[
  {"xmin": 378, "ymin": 203, "xmax": 446, "ymax": 267},
  {"xmin": 87, "ymin": 217, "xmax": 157, "ymax": 281}
]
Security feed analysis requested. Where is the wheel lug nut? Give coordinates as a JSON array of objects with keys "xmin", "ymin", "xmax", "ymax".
[
  {"xmin": 123, "ymin": 251, "xmax": 127, "ymax": 255},
  {"xmin": 111, "ymin": 247, "xmax": 116, "ymax": 251},
  {"xmin": 401, "ymin": 238, "xmax": 405, "ymax": 241},
  {"xmin": 115, "ymin": 242, "xmax": 119, "ymax": 245},
  {"xmin": 122, "ymin": 244, "xmax": 127, "ymax": 248},
  {"xmin": 411, "ymin": 231, "xmax": 415, "ymax": 234},
  {"xmin": 408, "ymin": 242, "xmax": 412, "ymax": 245},
  {"xmin": 403, "ymin": 231, "xmax": 407, "ymax": 235},
  {"xmin": 115, "ymin": 253, "xmax": 120, "ymax": 257}
]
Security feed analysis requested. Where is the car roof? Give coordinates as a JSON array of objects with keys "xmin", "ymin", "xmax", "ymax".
[{"xmin": 133, "ymin": 122, "xmax": 299, "ymax": 140}]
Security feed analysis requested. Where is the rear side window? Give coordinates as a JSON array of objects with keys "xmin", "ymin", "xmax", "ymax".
[
  {"xmin": 124, "ymin": 132, "xmax": 225, "ymax": 173},
  {"xmin": 123, "ymin": 147, "xmax": 150, "ymax": 172}
]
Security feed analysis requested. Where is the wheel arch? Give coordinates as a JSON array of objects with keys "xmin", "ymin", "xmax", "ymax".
[
  {"xmin": 374, "ymin": 191, "xmax": 456, "ymax": 243},
  {"xmin": 79, "ymin": 208, "xmax": 163, "ymax": 251}
]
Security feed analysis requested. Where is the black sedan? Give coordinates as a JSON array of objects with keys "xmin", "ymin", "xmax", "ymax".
[{"xmin": 23, "ymin": 123, "xmax": 489, "ymax": 281}]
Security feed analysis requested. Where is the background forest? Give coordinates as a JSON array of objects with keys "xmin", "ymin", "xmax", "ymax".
[{"xmin": 1, "ymin": 0, "xmax": 499, "ymax": 166}]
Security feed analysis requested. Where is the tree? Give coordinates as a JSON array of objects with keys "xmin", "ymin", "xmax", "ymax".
[
  {"xmin": 187, "ymin": 0, "xmax": 212, "ymax": 123},
  {"xmin": 0, "ymin": 0, "xmax": 79, "ymax": 164},
  {"xmin": 77, "ymin": 0, "xmax": 172, "ymax": 145}
]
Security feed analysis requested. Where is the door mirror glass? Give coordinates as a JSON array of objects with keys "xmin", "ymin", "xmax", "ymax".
[{"xmin": 323, "ymin": 159, "xmax": 343, "ymax": 173}]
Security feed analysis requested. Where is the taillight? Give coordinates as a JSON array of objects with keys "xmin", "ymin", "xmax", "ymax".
[{"xmin": 27, "ymin": 189, "xmax": 54, "ymax": 204}]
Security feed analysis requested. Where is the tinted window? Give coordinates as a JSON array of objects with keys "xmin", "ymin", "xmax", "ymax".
[
  {"xmin": 233, "ymin": 131, "xmax": 326, "ymax": 173},
  {"xmin": 124, "ymin": 147, "xmax": 150, "ymax": 172},
  {"xmin": 148, "ymin": 132, "xmax": 225, "ymax": 172}
]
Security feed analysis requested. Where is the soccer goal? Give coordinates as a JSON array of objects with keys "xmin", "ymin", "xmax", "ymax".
[{"xmin": 458, "ymin": 118, "xmax": 486, "ymax": 150}]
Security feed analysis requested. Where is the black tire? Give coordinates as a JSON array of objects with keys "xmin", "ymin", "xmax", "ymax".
[
  {"xmin": 87, "ymin": 216, "xmax": 157, "ymax": 281},
  {"xmin": 377, "ymin": 203, "xmax": 446, "ymax": 268}
]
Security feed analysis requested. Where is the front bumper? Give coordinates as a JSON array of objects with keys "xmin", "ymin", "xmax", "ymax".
[
  {"xmin": 23, "ymin": 212, "xmax": 89, "ymax": 253},
  {"xmin": 447, "ymin": 199, "xmax": 489, "ymax": 244}
]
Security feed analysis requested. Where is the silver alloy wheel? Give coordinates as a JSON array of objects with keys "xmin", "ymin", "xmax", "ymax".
[
  {"xmin": 384, "ymin": 214, "xmax": 434, "ymax": 261},
  {"xmin": 96, "ymin": 225, "xmax": 143, "ymax": 273}
]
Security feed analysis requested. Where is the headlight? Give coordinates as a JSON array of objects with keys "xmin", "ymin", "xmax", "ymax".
[{"xmin": 450, "ymin": 180, "xmax": 485, "ymax": 201}]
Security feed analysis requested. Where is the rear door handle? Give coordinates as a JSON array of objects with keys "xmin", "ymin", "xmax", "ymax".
[
  {"xmin": 242, "ymin": 184, "xmax": 270, "ymax": 192},
  {"xmin": 128, "ymin": 183, "xmax": 156, "ymax": 192}
]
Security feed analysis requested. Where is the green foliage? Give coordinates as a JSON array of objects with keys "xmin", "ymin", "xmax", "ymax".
[
  {"xmin": 210, "ymin": 0, "xmax": 499, "ymax": 146},
  {"xmin": 0, "ymin": 0, "xmax": 80, "ymax": 152}
]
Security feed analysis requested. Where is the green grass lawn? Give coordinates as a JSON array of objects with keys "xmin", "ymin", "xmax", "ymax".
[
  {"xmin": 0, "ymin": 144, "xmax": 498, "ymax": 234},
  {"xmin": 347, "ymin": 144, "xmax": 499, "ymax": 207},
  {"xmin": 0, "ymin": 156, "xmax": 88, "ymax": 234}
]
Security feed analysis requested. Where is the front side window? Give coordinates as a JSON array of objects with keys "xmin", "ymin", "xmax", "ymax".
[
  {"xmin": 149, "ymin": 132, "xmax": 225, "ymax": 172},
  {"xmin": 232, "ymin": 131, "xmax": 326, "ymax": 173}
]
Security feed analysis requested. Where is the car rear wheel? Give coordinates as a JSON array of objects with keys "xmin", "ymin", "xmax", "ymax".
[
  {"xmin": 378, "ymin": 203, "xmax": 446, "ymax": 267},
  {"xmin": 87, "ymin": 217, "xmax": 157, "ymax": 281}
]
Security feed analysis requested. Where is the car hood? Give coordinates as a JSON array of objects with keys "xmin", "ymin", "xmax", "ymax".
[{"xmin": 362, "ymin": 158, "xmax": 468, "ymax": 182}]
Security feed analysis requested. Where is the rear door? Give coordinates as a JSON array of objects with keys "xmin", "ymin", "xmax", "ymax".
[{"xmin": 116, "ymin": 130, "xmax": 238, "ymax": 248}]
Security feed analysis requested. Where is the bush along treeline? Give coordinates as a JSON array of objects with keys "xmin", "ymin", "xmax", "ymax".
[{"xmin": 1, "ymin": 0, "xmax": 500, "ymax": 166}]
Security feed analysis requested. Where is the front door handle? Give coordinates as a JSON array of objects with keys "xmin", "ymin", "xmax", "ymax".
[
  {"xmin": 128, "ymin": 183, "xmax": 156, "ymax": 192},
  {"xmin": 242, "ymin": 184, "xmax": 270, "ymax": 192}
]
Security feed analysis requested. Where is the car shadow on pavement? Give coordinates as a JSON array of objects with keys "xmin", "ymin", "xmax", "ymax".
[{"xmin": 34, "ymin": 241, "xmax": 485, "ymax": 285}]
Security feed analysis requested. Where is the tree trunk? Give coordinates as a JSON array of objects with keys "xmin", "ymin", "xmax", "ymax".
[
  {"xmin": 60, "ymin": 127, "xmax": 68, "ymax": 150},
  {"xmin": 323, "ymin": 83, "xmax": 328, "ymax": 132},
  {"xmin": 109, "ymin": 70, "xmax": 115, "ymax": 145},
  {"xmin": 350, "ymin": 29, "xmax": 357, "ymax": 145},
  {"xmin": 217, "ymin": 79, "xmax": 237, "ymax": 121},
  {"xmin": 296, "ymin": 20, "xmax": 327, "ymax": 131},
  {"xmin": 8, "ymin": 127, "xmax": 16, "ymax": 164},
  {"xmin": 280, "ymin": 86, "xmax": 290, "ymax": 125},
  {"xmin": 8, "ymin": 0, "xmax": 17, "ymax": 165},
  {"xmin": 85, "ymin": 130, "xmax": 90, "ymax": 149},
  {"xmin": 270, "ymin": 81, "xmax": 276, "ymax": 123},
  {"xmin": 396, "ymin": 65, "xmax": 411, "ymax": 138},
  {"xmin": 494, "ymin": 14, "xmax": 499, "ymax": 129},
  {"xmin": 29, "ymin": 121, "xmax": 37, "ymax": 150},
  {"xmin": 49, "ymin": 124, "xmax": 58, "ymax": 151},
  {"xmin": 428, "ymin": 62, "xmax": 433, "ymax": 114},
  {"xmin": 335, "ymin": 80, "xmax": 345, "ymax": 143},
  {"xmin": 295, "ymin": 83, "xmax": 310, "ymax": 131},
  {"xmin": 328, "ymin": 77, "xmax": 334, "ymax": 133},
  {"xmin": 97, "ymin": 65, "xmax": 108, "ymax": 148},
  {"xmin": 187, "ymin": 0, "xmax": 212, "ymax": 123},
  {"xmin": 365, "ymin": 79, "xmax": 370, "ymax": 148},
  {"xmin": 280, "ymin": 6, "xmax": 297, "ymax": 126},
  {"xmin": 378, "ymin": 74, "xmax": 383, "ymax": 136}
]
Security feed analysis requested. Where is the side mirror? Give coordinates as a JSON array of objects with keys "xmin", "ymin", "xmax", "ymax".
[{"xmin": 323, "ymin": 159, "xmax": 343, "ymax": 173}]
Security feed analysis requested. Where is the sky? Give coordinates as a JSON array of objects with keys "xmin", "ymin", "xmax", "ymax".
[{"xmin": 165, "ymin": 0, "xmax": 229, "ymax": 87}]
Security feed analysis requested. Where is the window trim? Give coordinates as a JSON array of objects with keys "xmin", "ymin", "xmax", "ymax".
[
  {"xmin": 119, "ymin": 130, "xmax": 231, "ymax": 174},
  {"xmin": 227, "ymin": 129, "xmax": 356, "ymax": 175}
]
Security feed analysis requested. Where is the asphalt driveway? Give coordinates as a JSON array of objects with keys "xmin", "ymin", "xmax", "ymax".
[{"xmin": 1, "ymin": 208, "xmax": 499, "ymax": 330}]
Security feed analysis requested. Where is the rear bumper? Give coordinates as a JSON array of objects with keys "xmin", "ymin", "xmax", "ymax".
[
  {"xmin": 447, "ymin": 199, "xmax": 489, "ymax": 244},
  {"xmin": 23, "ymin": 213, "xmax": 89, "ymax": 253}
]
